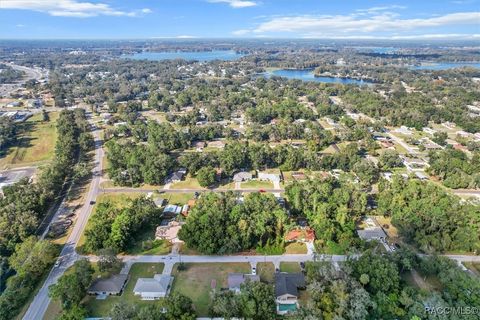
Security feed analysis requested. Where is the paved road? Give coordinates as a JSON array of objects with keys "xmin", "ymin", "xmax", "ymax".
[
  {"xmin": 102, "ymin": 187, "xmax": 285, "ymax": 194},
  {"xmin": 386, "ymin": 132, "xmax": 420, "ymax": 155},
  {"xmin": 22, "ymin": 126, "xmax": 103, "ymax": 320},
  {"xmin": 0, "ymin": 63, "xmax": 46, "ymax": 97},
  {"xmin": 452, "ymin": 189, "xmax": 480, "ymax": 198}
]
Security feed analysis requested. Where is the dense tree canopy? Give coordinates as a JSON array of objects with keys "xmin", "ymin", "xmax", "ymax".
[
  {"xmin": 377, "ymin": 177, "xmax": 480, "ymax": 253},
  {"xmin": 179, "ymin": 192, "xmax": 288, "ymax": 254}
]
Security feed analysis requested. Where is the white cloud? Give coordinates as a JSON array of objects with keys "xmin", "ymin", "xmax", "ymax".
[
  {"xmin": 250, "ymin": 11, "xmax": 480, "ymax": 37},
  {"xmin": 356, "ymin": 5, "xmax": 407, "ymax": 13},
  {"xmin": 176, "ymin": 35, "xmax": 198, "ymax": 39},
  {"xmin": 232, "ymin": 29, "xmax": 250, "ymax": 36},
  {"xmin": 208, "ymin": 0, "xmax": 258, "ymax": 8},
  {"xmin": 16, "ymin": 24, "xmax": 26, "ymax": 27},
  {"xmin": 0, "ymin": 0, "xmax": 152, "ymax": 18}
]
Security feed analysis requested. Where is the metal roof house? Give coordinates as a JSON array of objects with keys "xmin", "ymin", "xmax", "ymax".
[
  {"xmin": 133, "ymin": 274, "xmax": 174, "ymax": 300},
  {"xmin": 87, "ymin": 274, "xmax": 129, "ymax": 296}
]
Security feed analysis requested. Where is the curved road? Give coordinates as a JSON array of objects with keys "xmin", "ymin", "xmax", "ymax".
[{"xmin": 0, "ymin": 63, "xmax": 46, "ymax": 97}]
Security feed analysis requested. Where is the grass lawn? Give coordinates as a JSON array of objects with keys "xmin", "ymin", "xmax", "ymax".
[
  {"xmin": 463, "ymin": 262, "xmax": 480, "ymax": 276},
  {"xmin": 164, "ymin": 192, "xmax": 194, "ymax": 205},
  {"xmin": 257, "ymin": 262, "xmax": 275, "ymax": 283},
  {"xmin": 125, "ymin": 226, "xmax": 172, "ymax": 255},
  {"xmin": 171, "ymin": 177, "xmax": 204, "ymax": 190},
  {"xmin": 285, "ymin": 242, "xmax": 307, "ymax": 254},
  {"xmin": 279, "ymin": 262, "xmax": 302, "ymax": 273},
  {"xmin": 84, "ymin": 263, "xmax": 165, "ymax": 318},
  {"xmin": 43, "ymin": 300, "xmax": 63, "ymax": 320},
  {"xmin": 241, "ymin": 180, "xmax": 273, "ymax": 189},
  {"xmin": 0, "ymin": 112, "xmax": 58, "ymax": 169},
  {"xmin": 171, "ymin": 263, "xmax": 251, "ymax": 316}
]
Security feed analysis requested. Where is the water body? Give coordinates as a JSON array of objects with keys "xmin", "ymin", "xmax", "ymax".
[
  {"xmin": 355, "ymin": 47, "xmax": 397, "ymax": 54},
  {"xmin": 123, "ymin": 50, "xmax": 244, "ymax": 61},
  {"xmin": 267, "ymin": 69, "xmax": 373, "ymax": 85},
  {"xmin": 411, "ymin": 62, "xmax": 480, "ymax": 70}
]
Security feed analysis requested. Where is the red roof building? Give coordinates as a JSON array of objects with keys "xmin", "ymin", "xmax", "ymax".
[{"xmin": 285, "ymin": 227, "xmax": 315, "ymax": 243}]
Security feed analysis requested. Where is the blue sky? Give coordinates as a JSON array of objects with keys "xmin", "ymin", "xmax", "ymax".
[{"xmin": 0, "ymin": 0, "xmax": 479, "ymax": 39}]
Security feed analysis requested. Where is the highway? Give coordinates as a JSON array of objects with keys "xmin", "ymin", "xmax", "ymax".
[
  {"xmin": 0, "ymin": 63, "xmax": 46, "ymax": 97},
  {"xmin": 22, "ymin": 126, "xmax": 103, "ymax": 320}
]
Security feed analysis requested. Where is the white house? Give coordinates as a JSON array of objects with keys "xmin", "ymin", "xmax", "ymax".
[
  {"xmin": 258, "ymin": 171, "xmax": 282, "ymax": 183},
  {"xmin": 133, "ymin": 274, "xmax": 174, "ymax": 300}
]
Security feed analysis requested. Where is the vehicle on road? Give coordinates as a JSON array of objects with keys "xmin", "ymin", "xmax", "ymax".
[
  {"xmin": 89, "ymin": 200, "xmax": 96, "ymax": 205},
  {"xmin": 251, "ymin": 267, "xmax": 256, "ymax": 275},
  {"xmin": 54, "ymin": 259, "xmax": 61, "ymax": 268}
]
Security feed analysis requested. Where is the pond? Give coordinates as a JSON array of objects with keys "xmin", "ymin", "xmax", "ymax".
[
  {"xmin": 411, "ymin": 62, "xmax": 480, "ymax": 70},
  {"xmin": 266, "ymin": 69, "xmax": 373, "ymax": 85},
  {"xmin": 122, "ymin": 50, "xmax": 244, "ymax": 61}
]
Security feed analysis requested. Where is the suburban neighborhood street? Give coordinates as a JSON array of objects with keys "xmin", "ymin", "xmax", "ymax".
[{"xmin": 22, "ymin": 119, "xmax": 480, "ymax": 320}]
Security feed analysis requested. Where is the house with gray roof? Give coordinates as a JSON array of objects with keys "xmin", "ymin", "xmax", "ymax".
[
  {"xmin": 227, "ymin": 273, "xmax": 260, "ymax": 293},
  {"xmin": 133, "ymin": 274, "xmax": 173, "ymax": 300},
  {"xmin": 87, "ymin": 274, "xmax": 129, "ymax": 296},
  {"xmin": 233, "ymin": 171, "xmax": 252, "ymax": 182},
  {"xmin": 357, "ymin": 227, "xmax": 387, "ymax": 241},
  {"xmin": 275, "ymin": 273, "xmax": 305, "ymax": 315}
]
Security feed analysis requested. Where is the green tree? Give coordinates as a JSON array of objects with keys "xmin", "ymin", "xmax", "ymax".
[{"xmin": 196, "ymin": 166, "xmax": 216, "ymax": 187}]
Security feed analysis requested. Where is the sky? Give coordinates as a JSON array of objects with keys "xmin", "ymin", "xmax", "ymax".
[{"xmin": 0, "ymin": 0, "xmax": 479, "ymax": 40}]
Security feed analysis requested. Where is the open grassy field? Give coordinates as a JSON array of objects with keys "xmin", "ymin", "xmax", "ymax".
[
  {"xmin": 257, "ymin": 262, "xmax": 275, "ymax": 283},
  {"xmin": 171, "ymin": 263, "xmax": 251, "ymax": 316},
  {"xmin": 241, "ymin": 180, "xmax": 273, "ymax": 189},
  {"xmin": 171, "ymin": 177, "xmax": 204, "ymax": 190},
  {"xmin": 279, "ymin": 262, "xmax": 302, "ymax": 273},
  {"xmin": 0, "ymin": 111, "xmax": 58, "ymax": 169},
  {"xmin": 285, "ymin": 242, "xmax": 307, "ymax": 254},
  {"xmin": 164, "ymin": 192, "xmax": 195, "ymax": 205},
  {"xmin": 84, "ymin": 263, "xmax": 165, "ymax": 317}
]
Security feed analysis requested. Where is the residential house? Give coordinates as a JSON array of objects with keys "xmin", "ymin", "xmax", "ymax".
[
  {"xmin": 154, "ymin": 198, "xmax": 166, "ymax": 208},
  {"xmin": 422, "ymin": 127, "xmax": 437, "ymax": 136},
  {"xmin": 291, "ymin": 172, "xmax": 306, "ymax": 181},
  {"xmin": 155, "ymin": 221, "xmax": 183, "ymax": 243},
  {"xmin": 193, "ymin": 141, "xmax": 206, "ymax": 152},
  {"xmin": 208, "ymin": 140, "xmax": 226, "ymax": 149},
  {"xmin": 163, "ymin": 204, "xmax": 182, "ymax": 215},
  {"xmin": 233, "ymin": 171, "xmax": 252, "ymax": 182},
  {"xmin": 357, "ymin": 227, "xmax": 387, "ymax": 242},
  {"xmin": 133, "ymin": 274, "xmax": 174, "ymax": 300},
  {"xmin": 258, "ymin": 170, "xmax": 282, "ymax": 183},
  {"xmin": 88, "ymin": 274, "xmax": 129, "ymax": 296},
  {"xmin": 181, "ymin": 204, "xmax": 189, "ymax": 216},
  {"xmin": 170, "ymin": 169, "xmax": 187, "ymax": 182},
  {"xmin": 275, "ymin": 273, "xmax": 306, "ymax": 315},
  {"xmin": 394, "ymin": 126, "xmax": 413, "ymax": 135},
  {"xmin": 285, "ymin": 227, "xmax": 315, "ymax": 244},
  {"xmin": 227, "ymin": 273, "xmax": 260, "ymax": 293}
]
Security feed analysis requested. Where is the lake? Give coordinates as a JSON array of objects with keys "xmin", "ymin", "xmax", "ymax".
[
  {"xmin": 122, "ymin": 50, "xmax": 244, "ymax": 61},
  {"xmin": 411, "ymin": 62, "xmax": 480, "ymax": 70},
  {"xmin": 266, "ymin": 69, "xmax": 373, "ymax": 85}
]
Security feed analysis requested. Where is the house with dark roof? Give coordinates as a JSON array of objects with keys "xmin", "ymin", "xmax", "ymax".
[
  {"xmin": 227, "ymin": 273, "xmax": 260, "ymax": 293},
  {"xmin": 87, "ymin": 274, "xmax": 129, "ymax": 296},
  {"xmin": 275, "ymin": 273, "xmax": 306, "ymax": 315}
]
